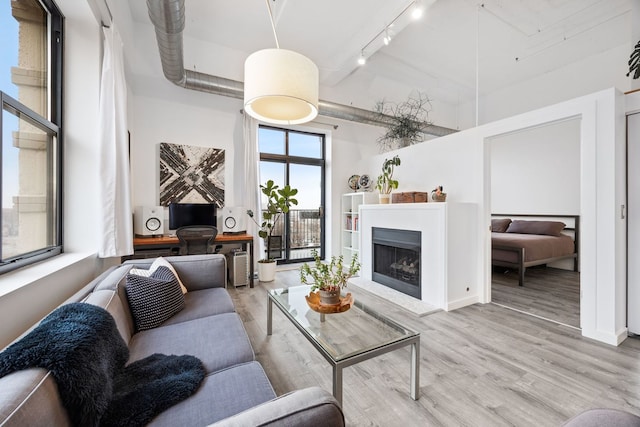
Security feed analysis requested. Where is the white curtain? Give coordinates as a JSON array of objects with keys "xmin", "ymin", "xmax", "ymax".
[
  {"xmin": 242, "ymin": 114, "xmax": 261, "ymax": 262},
  {"xmin": 98, "ymin": 25, "xmax": 133, "ymax": 257}
]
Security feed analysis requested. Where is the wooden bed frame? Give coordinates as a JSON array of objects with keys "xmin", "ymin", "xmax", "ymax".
[{"xmin": 491, "ymin": 214, "xmax": 580, "ymax": 286}]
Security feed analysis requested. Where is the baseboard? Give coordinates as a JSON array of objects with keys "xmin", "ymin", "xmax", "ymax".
[
  {"xmin": 581, "ymin": 326, "xmax": 629, "ymax": 346},
  {"xmin": 446, "ymin": 295, "xmax": 480, "ymax": 311}
]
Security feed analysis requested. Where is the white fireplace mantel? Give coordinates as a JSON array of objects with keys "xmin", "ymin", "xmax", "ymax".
[{"xmin": 358, "ymin": 202, "xmax": 478, "ymax": 311}]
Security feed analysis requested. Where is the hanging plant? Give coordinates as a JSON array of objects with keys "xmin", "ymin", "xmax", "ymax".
[
  {"xmin": 374, "ymin": 91, "xmax": 432, "ymax": 152},
  {"xmin": 628, "ymin": 39, "xmax": 640, "ymax": 80}
]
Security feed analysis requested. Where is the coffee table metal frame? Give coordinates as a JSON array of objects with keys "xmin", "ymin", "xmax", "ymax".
[{"xmin": 267, "ymin": 285, "xmax": 420, "ymax": 406}]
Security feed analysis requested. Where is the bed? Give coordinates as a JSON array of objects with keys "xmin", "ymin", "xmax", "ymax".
[{"xmin": 491, "ymin": 214, "xmax": 579, "ymax": 286}]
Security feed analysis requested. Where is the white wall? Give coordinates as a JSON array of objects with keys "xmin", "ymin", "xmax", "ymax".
[
  {"xmin": 490, "ymin": 118, "xmax": 581, "ymax": 214},
  {"xmin": 0, "ymin": 0, "xmax": 113, "ymax": 348},
  {"xmin": 358, "ymin": 88, "xmax": 627, "ymax": 346},
  {"xmin": 458, "ymin": 44, "xmax": 633, "ymax": 128}
]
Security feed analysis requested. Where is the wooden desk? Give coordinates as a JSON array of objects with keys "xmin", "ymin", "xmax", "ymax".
[{"xmin": 131, "ymin": 233, "xmax": 255, "ymax": 288}]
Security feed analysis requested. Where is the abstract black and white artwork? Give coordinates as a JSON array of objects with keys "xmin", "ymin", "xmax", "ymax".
[{"xmin": 159, "ymin": 142, "xmax": 225, "ymax": 207}]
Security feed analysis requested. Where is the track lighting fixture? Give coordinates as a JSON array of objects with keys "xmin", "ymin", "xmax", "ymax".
[
  {"xmin": 356, "ymin": 1, "xmax": 426, "ymax": 67},
  {"xmin": 358, "ymin": 51, "xmax": 367, "ymax": 66},
  {"xmin": 383, "ymin": 28, "xmax": 391, "ymax": 46},
  {"xmin": 412, "ymin": 1, "xmax": 424, "ymax": 20}
]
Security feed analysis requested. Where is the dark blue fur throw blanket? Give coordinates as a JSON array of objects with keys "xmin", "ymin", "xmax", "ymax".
[{"xmin": 0, "ymin": 302, "xmax": 205, "ymax": 427}]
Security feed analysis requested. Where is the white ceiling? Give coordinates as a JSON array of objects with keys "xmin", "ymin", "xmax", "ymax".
[{"xmin": 127, "ymin": 0, "xmax": 632, "ymax": 107}]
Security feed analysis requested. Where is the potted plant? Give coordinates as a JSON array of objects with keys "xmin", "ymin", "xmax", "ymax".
[
  {"xmin": 247, "ymin": 179, "xmax": 298, "ymax": 282},
  {"xmin": 374, "ymin": 91, "xmax": 432, "ymax": 152},
  {"xmin": 375, "ymin": 155, "xmax": 401, "ymax": 204},
  {"xmin": 300, "ymin": 249, "xmax": 361, "ymax": 305}
]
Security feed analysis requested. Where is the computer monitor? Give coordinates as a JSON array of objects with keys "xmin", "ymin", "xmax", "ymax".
[{"xmin": 168, "ymin": 203, "xmax": 217, "ymax": 230}]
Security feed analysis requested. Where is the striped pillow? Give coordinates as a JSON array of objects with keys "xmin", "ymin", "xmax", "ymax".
[{"xmin": 125, "ymin": 266, "xmax": 185, "ymax": 331}]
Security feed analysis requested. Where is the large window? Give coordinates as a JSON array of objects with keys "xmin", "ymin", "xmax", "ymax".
[
  {"xmin": 0, "ymin": 0, "xmax": 63, "ymax": 273},
  {"xmin": 259, "ymin": 126, "xmax": 325, "ymax": 263}
]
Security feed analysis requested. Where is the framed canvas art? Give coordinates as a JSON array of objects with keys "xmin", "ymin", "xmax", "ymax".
[{"xmin": 159, "ymin": 142, "xmax": 225, "ymax": 207}]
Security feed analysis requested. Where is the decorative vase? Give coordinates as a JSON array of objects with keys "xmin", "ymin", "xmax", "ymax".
[
  {"xmin": 319, "ymin": 288, "xmax": 341, "ymax": 305},
  {"xmin": 379, "ymin": 194, "xmax": 391, "ymax": 204},
  {"xmin": 257, "ymin": 260, "xmax": 277, "ymax": 282}
]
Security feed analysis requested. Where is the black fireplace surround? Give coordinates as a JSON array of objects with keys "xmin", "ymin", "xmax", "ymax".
[{"xmin": 372, "ymin": 227, "xmax": 421, "ymax": 299}]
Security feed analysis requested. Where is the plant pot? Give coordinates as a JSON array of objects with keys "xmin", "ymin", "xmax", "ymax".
[
  {"xmin": 257, "ymin": 260, "xmax": 277, "ymax": 282},
  {"xmin": 319, "ymin": 289, "xmax": 341, "ymax": 305},
  {"xmin": 379, "ymin": 194, "xmax": 391, "ymax": 204}
]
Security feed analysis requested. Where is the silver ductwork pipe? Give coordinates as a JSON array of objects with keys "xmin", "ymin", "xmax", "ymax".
[{"xmin": 146, "ymin": 0, "xmax": 457, "ymax": 138}]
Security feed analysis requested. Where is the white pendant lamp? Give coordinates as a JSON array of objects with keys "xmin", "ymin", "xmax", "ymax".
[{"xmin": 243, "ymin": 0, "xmax": 319, "ymax": 125}]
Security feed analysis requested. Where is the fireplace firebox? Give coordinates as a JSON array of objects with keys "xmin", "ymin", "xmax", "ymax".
[{"xmin": 372, "ymin": 227, "xmax": 421, "ymax": 299}]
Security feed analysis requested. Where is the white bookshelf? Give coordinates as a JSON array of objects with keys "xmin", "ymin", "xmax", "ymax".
[{"xmin": 341, "ymin": 192, "xmax": 378, "ymax": 263}]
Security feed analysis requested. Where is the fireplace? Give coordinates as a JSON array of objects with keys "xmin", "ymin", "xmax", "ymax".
[{"xmin": 372, "ymin": 227, "xmax": 421, "ymax": 299}]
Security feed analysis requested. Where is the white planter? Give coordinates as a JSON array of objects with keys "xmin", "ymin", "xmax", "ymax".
[
  {"xmin": 379, "ymin": 194, "xmax": 391, "ymax": 204},
  {"xmin": 258, "ymin": 260, "xmax": 277, "ymax": 282}
]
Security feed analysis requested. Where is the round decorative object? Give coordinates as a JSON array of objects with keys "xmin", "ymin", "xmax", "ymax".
[
  {"xmin": 145, "ymin": 217, "xmax": 162, "ymax": 232},
  {"xmin": 224, "ymin": 216, "xmax": 236, "ymax": 229},
  {"xmin": 348, "ymin": 175, "xmax": 360, "ymax": 191},
  {"xmin": 358, "ymin": 174, "xmax": 371, "ymax": 191},
  {"xmin": 305, "ymin": 291, "xmax": 354, "ymax": 314}
]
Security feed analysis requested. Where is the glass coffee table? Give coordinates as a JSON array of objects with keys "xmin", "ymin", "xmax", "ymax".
[{"xmin": 267, "ymin": 285, "xmax": 420, "ymax": 406}]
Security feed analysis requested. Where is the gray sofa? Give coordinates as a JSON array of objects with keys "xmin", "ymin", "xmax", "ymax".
[{"xmin": 0, "ymin": 254, "xmax": 344, "ymax": 426}]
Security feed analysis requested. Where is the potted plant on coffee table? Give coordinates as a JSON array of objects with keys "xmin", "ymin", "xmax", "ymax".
[
  {"xmin": 375, "ymin": 155, "xmax": 401, "ymax": 204},
  {"xmin": 300, "ymin": 249, "xmax": 360, "ymax": 305},
  {"xmin": 247, "ymin": 180, "xmax": 298, "ymax": 282}
]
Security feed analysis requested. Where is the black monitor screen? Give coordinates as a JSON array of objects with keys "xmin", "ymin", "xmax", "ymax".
[{"xmin": 168, "ymin": 203, "xmax": 217, "ymax": 229}]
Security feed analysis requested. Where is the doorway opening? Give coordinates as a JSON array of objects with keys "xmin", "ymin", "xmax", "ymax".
[{"xmin": 488, "ymin": 118, "xmax": 581, "ymax": 329}]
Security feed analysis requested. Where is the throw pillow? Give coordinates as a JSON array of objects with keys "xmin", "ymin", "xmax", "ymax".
[
  {"xmin": 491, "ymin": 218, "xmax": 511, "ymax": 233},
  {"xmin": 129, "ymin": 257, "xmax": 188, "ymax": 294},
  {"xmin": 506, "ymin": 220, "xmax": 566, "ymax": 236},
  {"xmin": 126, "ymin": 266, "xmax": 185, "ymax": 331}
]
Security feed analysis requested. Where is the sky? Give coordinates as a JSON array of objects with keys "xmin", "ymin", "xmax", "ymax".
[
  {"xmin": 1, "ymin": 1, "xmax": 20, "ymax": 209},
  {"xmin": 258, "ymin": 128, "xmax": 323, "ymax": 210}
]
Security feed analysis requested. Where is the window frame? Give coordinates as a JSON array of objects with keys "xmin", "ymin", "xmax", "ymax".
[
  {"xmin": 0, "ymin": 0, "xmax": 64, "ymax": 274},
  {"xmin": 258, "ymin": 125, "xmax": 326, "ymax": 263}
]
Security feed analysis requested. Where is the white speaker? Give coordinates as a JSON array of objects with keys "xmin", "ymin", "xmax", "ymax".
[
  {"xmin": 134, "ymin": 206, "xmax": 164, "ymax": 237},
  {"xmin": 221, "ymin": 206, "xmax": 247, "ymax": 234}
]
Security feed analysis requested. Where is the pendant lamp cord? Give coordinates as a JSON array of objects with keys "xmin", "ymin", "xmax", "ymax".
[{"xmin": 265, "ymin": 0, "xmax": 280, "ymax": 48}]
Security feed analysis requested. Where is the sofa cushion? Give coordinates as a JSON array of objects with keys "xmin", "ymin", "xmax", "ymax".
[
  {"xmin": 148, "ymin": 361, "xmax": 276, "ymax": 426},
  {"xmin": 129, "ymin": 257, "xmax": 188, "ymax": 294},
  {"xmin": 128, "ymin": 312, "xmax": 254, "ymax": 374},
  {"xmin": 126, "ymin": 266, "xmax": 185, "ymax": 331},
  {"xmin": 159, "ymin": 288, "xmax": 235, "ymax": 327}
]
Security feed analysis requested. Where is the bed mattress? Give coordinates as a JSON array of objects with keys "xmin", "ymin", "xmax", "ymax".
[{"xmin": 491, "ymin": 232, "xmax": 575, "ymax": 264}]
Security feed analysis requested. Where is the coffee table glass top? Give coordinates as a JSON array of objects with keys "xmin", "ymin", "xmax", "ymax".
[{"xmin": 268, "ymin": 285, "xmax": 418, "ymax": 362}]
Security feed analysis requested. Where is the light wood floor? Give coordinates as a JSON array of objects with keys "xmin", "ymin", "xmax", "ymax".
[
  {"xmin": 491, "ymin": 267, "xmax": 580, "ymax": 328},
  {"xmin": 228, "ymin": 270, "xmax": 640, "ymax": 427}
]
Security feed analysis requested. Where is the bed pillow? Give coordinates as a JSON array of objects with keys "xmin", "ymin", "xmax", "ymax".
[
  {"xmin": 491, "ymin": 218, "xmax": 511, "ymax": 233},
  {"xmin": 506, "ymin": 220, "xmax": 566, "ymax": 236},
  {"xmin": 129, "ymin": 257, "xmax": 187, "ymax": 294},
  {"xmin": 125, "ymin": 266, "xmax": 185, "ymax": 331}
]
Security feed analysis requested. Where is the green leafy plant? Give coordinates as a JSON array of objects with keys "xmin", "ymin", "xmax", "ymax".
[
  {"xmin": 375, "ymin": 155, "xmax": 401, "ymax": 194},
  {"xmin": 300, "ymin": 249, "xmax": 360, "ymax": 292},
  {"xmin": 374, "ymin": 91, "xmax": 432, "ymax": 152},
  {"xmin": 247, "ymin": 180, "xmax": 298, "ymax": 261}
]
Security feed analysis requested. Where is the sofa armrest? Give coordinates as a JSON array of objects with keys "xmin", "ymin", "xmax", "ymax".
[
  {"xmin": 123, "ymin": 254, "xmax": 227, "ymax": 290},
  {"xmin": 208, "ymin": 387, "xmax": 344, "ymax": 427}
]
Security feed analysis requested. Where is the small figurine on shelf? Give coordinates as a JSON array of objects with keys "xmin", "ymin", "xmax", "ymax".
[{"xmin": 431, "ymin": 186, "xmax": 447, "ymax": 202}]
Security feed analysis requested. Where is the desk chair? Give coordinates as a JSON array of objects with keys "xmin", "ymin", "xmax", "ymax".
[{"xmin": 176, "ymin": 225, "xmax": 219, "ymax": 255}]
